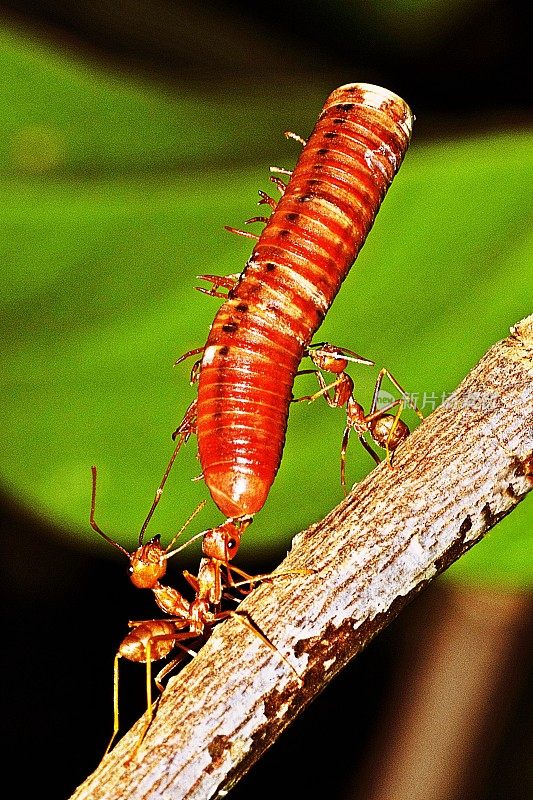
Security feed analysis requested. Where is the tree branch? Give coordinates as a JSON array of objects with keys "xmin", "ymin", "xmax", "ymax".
[{"xmin": 71, "ymin": 316, "xmax": 533, "ymax": 800}]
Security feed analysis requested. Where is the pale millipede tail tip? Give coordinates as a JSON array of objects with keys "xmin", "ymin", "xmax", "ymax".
[{"xmin": 332, "ymin": 82, "xmax": 414, "ymax": 139}]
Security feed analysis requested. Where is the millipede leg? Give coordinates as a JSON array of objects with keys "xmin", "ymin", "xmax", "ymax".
[
  {"xmin": 195, "ymin": 273, "xmax": 241, "ymax": 299},
  {"xmin": 171, "ymin": 397, "xmax": 197, "ymax": 441},
  {"xmin": 224, "ymin": 225, "xmax": 260, "ymax": 241},
  {"xmin": 257, "ymin": 189, "xmax": 277, "ymax": 210},
  {"xmin": 284, "ymin": 130, "xmax": 307, "ymax": 147},
  {"xmin": 269, "ymin": 174, "xmax": 288, "ymax": 194},
  {"xmin": 174, "ymin": 345, "xmax": 205, "ymax": 366}
]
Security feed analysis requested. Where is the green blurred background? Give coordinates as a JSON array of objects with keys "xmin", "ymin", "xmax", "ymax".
[{"xmin": 0, "ymin": 2, "xmax": 530, "ymax": 798}]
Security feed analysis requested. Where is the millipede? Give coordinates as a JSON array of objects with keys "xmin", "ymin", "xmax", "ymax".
[{"xmin": 191, "ymin": 82, "xmax": 414, "ymax": 521}]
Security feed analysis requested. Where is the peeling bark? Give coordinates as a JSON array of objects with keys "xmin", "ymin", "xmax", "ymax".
[{"xmin": 71, "ymin": 316, "xmax": 533, "ymax": 800}]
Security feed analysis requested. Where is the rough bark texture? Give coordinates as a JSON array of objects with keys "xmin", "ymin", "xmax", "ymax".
[{"xmin": 71, "ymin": 316, "xmax": 533, "ymax": 800}]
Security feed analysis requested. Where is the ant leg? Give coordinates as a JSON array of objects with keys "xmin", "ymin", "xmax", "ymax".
[
  {"xmin": 340, "ymin": 425, "xmax": 351, "ymax": 493},
  {"xmin": 306, "ymin": 373, "xmax": 342, "ymax": 407},
  {"xmin": 212, "ymin": 609, "xmax": 303, "ymax": 685},
  {"xmin": 340, "ymin": 426, "xmax": 382, "ymax": 492},
  {"xmin": 358, "ymin": 433, "xmax": 382, "ymax": 467},
  {"xmin": 228, "ymin": 566, "xmax": 314, "ymax": 595},
  {"xmin": 128, "ymin": 630, "xmax": 201, "ymax": 760},
  {"xmin": 383, "ymin": 400, "xmax": 406, "ymax": 467},
  {"xmin": 104, "ymin": 651, "xmax": 122, "ymax": 757},
  {"xmin": 370, "ymin": 368, "xmax": 423, "ymax": 420},
  {"xmin": 292, "ymin": 370, "xmax": 342, "ymax": 407},
  {"xmin": 152, "ymin": 632, "xmax": 202, "ymax": 692},
  {"xmin": 104, "ymin": 626, "xmax": 179, "ymax": 758},
  {"xmin": 183, "ymin": 570, "xmax": 200, "ymax": 593},
  {"xmin": 154, "ymin": 647, "xmax": 194, "ymax": 692}
]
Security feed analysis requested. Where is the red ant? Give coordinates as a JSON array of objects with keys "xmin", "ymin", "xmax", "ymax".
[
  {"xmin": 90, "ymin": 445, "xmax": 303, "ymax": 755},
  {"xmin": 296, "ymin": 342, "xmax": 423, "ymax": 490}
]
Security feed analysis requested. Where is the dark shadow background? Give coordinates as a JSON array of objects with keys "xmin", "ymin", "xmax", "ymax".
[{"xmin": 0, "ymin": 2, "xmax": 531, "ymax": 798}]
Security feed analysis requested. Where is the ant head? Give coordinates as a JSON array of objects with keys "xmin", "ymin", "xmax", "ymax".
[
  {"xmin": 129, "ymin": 495, "xmax": 209, "ymax": 587},
  {"xmin": 311, "ymin": 343, "xmax": 373, "ymax": 375},
  {"xmin": 313, "ymin": 345, "xmax": 348, "ymax": 374},
  {"xmin": 129, "ymin": 535, "xmax": 167, "ymax": 589},
  {"xmin": 90, "ymin": 465, "xmax": 207, "ymax": 589},
  {"xmin": 201, "ymin": 516, "xmax": 253, "ymax": 562}
]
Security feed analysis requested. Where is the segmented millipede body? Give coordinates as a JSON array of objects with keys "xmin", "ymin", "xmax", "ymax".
[{"xmin": 197, "ymin": 83, "xmax": 413, "ymax": 518}]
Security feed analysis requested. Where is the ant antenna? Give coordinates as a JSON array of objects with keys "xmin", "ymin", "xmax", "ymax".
[
  {"xmin": 163, "ymin": 500, "xmax": 207, "ymax": 557},
  {"xmin": 138, "ymin": 432, "xmax": 189, "ymax": 546},
  {"xmin": 164, "ymin": 528, "xmax": 207, "ymax": 560},
  {"xmin": 91, "ymin": 456, "xmax": 206, "ymax": 561},
  {"xmin": 90, "ymin": 465, "xmax": 130, "ymax": 557}
]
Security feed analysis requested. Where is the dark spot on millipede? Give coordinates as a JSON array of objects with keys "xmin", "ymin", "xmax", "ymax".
[
  {"xmin": 219, "ymin": 345, "xmax": 229, "ymax": 356},
  {"xmin": 323, "ymin": 132, "xmax": 338, "ymax": 139},
  {"xmin": 222, "ymin": 322, "xmax": 238, "ymax": 334},
  {"xmin": 332, "ymin": 118, "xmax": 346, "ymax": 124},
  {"xmin": 235, "ymin": 303, "xmax": 248, "ymax": 313},
  {"xmin": 317, "ymin": 148, "xmax": 329, "ymax": 156},
  {"xmin": 297, "ymin": 194, "xmax": 314, "ymax": 202},
  {"xmin": 265, "ymin": 262, "xmax": 276, "ymax": 271},
  {"xmin": 459, "ymin": 515, "xmax": 472, "ymax": 535},
  {"xmin": 213, "ymin": 411, "xmax": 222, "ymax": 419},
  {"xmin": 285, "ymin": 212, "xmax": 299, "ymax": 222},
  {"xmin": 278, "ymin": 229, "xmax": 290, "ymax": 238},
  {"xmin": 307, "ymin": 178, "xmax": 321, "ymax": 186},
  {"xmin": 315, "ymin": 307, "xmax": 325, "ymax": 322},
  {"xmin": 339, "ymin": 103, "xmax": 354, "ymax": 111}
]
